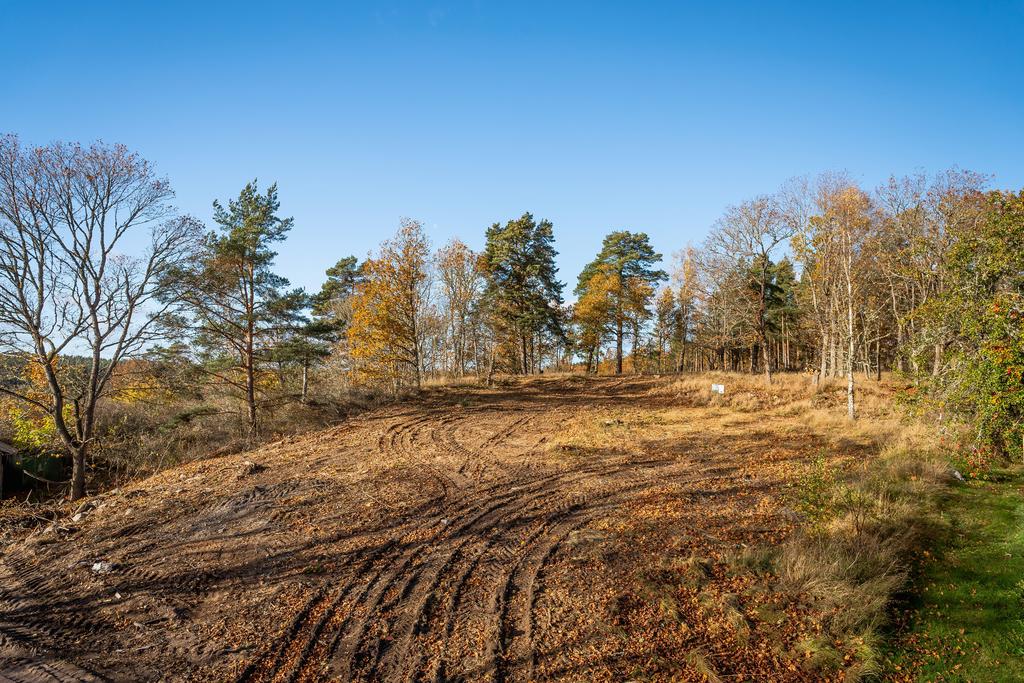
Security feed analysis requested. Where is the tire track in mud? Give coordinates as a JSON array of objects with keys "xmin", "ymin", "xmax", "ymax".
[
  {"xmin": 480, "ymin": 413, "xmax": 533, "ymax": 450},
  {"xmin": 274, "ymin": 476, "xmax": 577, "ymax": 682},
  {"xmin": 243, "ymin": 441, "xmax": 741, "ymax": 683},
  {"xmin": 1, "ymin": 377, "xmax": 771, "ymax": 682},
  {"xmin": 377, "ymin": 414, "xmax": 435, "ymax": 457},
  {"xmin": 236, "ymin": 541, "xmax": 396, "ymax": 683},
  {"xmin": 383, "ymin": 464, "xmax": 748, "ymax": 683},
  {"xmin": 241, "ymin": 459, "xmax": 598, "ymax": 682},
  {"xmin": 428, "ymin": 414, "xmax": 478, "ymax": 476},
  {"xmin": 0, "ymin": 478, "xmax": 318, "ymax": 680},
  {"xmin": 0, "ymin": 653, "xmax": 104, "ymax": 683},
  {"xmin": 0, "ymin": 554, "xmax": 116, "ymax": 646},
  {"xmin": 0, "ymin": 556, "xmax": 115, "ymax": 682},
  {"xmin": 1, "ymin": 552, "xmax": 221, "ymax": 676},
  {"xmin": 237, "ymin": 464, "xmax": 565, "ymax": 682},
  {"xmin": 379, "ymin": 409, "xmax": 530, "ymax": 489},
  {"xmin": 359, "ymin": 490, "xmax": 593, "ymax": 682}
]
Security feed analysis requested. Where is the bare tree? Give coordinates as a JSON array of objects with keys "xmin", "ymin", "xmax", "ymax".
[
  {"xmin": 782, "ymin": 172, "xmax": 852, "ymax": 385},
  {"xmin": 435, "ymin": 239, "xmax": 482, "ymax": 377},
  {"xmin": 0, "ymin": 135, "xmax": 199, "ymax": 499},
  {"xmin": 705, "ymin": 196, "xmax": 792, "ymax": 383}
]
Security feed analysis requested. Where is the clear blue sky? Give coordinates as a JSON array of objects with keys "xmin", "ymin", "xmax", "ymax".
[{"xmin": 3, "ymin": 1, "xmax": 1022, "ymax": 294}]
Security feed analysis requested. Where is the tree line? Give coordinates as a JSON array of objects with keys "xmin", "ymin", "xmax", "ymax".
[{"xmin": 1, "ymin": 135, "xmax": 1021, "ymax": 499}]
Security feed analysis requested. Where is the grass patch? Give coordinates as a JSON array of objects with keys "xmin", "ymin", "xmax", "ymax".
[
  {"xmin": 714, "ymin": 443, "xmax": 954, "ymax": 680},
  {"xmin": 885, "ymin": 467, "xmax": 1024, "ymax": 681},
  {"xmin": 547, "ymin": 408, "xmax": 664, "ymax": 456}
]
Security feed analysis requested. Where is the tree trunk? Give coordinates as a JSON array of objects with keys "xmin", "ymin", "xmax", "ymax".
[
  {"xmin": 245, "ymin": 363, "xmax": 258, "ymax": 438},
  {"xmin": 244, "ymin": 322, "xmax": 258, "ymax": 439},
  {"xmin": 829, "ymin": 331, "xmax": 838, "ymax": 379},
  {"xmin": 486, "ymin": 345, "xmax": 497, "ymax": 387},
  {"xmin": 301, "ymin": 363, "xmax": 309, "ymax": 403},
  {"xmin": 520, "ymin": 332, "xmax": 529, "ymax": 376},
  {"xmin": 615, "ymin": 318, "xmax": 624, "ymax": 375},
  {"xmin": 631, "ymin": 321, "xmax": 640, "ymax": 374},
  {"xmin": 896, "ymin": 324, "xmax": 905, "ymax": 372},
  {"xmin": 817, "ymin": 331, "xmax": 827, "ymax": 385},
  {"xmin": 846, "ymin": 260, "xmax": 856, "ymax": 421},
  {"xmin": 71, "ymin": 447, "xmax": 86, "ymax": 501},
  {"xmin": 847, "ymin": 365, "xmax": 856, "ymax": 420},
  {"xmin": 875, "ymin": 338, "xmax": 882, "ymax": 381}
]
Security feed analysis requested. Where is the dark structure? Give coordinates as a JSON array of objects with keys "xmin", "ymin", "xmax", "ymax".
[{"xmin": 0, "ymin": 441, "xmax": 16, "ymax": 498}]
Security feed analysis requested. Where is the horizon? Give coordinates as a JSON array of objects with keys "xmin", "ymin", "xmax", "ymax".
[{"xmin": 3, "ymin": 1, "xmax": 1022, "ymax": 293}]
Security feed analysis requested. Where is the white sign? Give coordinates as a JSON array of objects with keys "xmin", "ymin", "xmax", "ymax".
[{"xmin": 711, "ymin": 383, "xmax": 725, "ymax": 395}]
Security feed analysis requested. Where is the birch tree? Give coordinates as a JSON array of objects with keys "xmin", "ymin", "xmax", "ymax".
[{"xmin": 436, "ymin": 239, "xmax": 482, "ymax": 377}]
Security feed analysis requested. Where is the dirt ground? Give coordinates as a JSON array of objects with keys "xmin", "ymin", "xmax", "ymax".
[{"xmin": 0, "ymin": 376, "xmax": 866, "ymax": 682}]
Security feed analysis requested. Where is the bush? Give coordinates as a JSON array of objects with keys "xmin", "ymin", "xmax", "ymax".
[{"xmin": 919, "ymin": 191, "xmax": 1024, "ymax": 464}]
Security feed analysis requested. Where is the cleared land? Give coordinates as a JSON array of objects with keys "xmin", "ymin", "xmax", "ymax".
[{"xmin": 0, "ymin": 376, "xmax": 883, "ymax": 682}]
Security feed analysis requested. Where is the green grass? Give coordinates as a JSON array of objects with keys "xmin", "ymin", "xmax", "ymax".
[{"xmin": 886, "ymin": 468, "xmax": 1024, "ymax": 681}]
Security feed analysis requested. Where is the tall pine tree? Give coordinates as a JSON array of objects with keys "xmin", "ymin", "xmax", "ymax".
[
  {"xmin": 480, "ymin": 213, "xmax": 565, "ymax": 374},
  {"xmin": 174, "ymin": 181, "xmax": 304, "ymax": 438}
]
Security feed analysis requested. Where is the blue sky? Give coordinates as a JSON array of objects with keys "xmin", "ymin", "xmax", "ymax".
[{"xmin": 2, "ymin": 1, "xmax": 1022, "ymax": 294}]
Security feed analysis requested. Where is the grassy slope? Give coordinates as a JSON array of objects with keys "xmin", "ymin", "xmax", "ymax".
[{"xmin": 886, "ymin": 468, "xmax": 1024, "ymax": 681}]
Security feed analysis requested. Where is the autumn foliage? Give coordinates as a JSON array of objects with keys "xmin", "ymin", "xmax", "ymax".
[{"xmin": 348, "ymin": 219, "xmax": 432, "ymax": 390}]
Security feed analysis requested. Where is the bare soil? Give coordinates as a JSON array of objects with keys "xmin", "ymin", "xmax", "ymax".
[{"xmin": 0, "ymin": 376, "xmax": 859, "ymax": 682}]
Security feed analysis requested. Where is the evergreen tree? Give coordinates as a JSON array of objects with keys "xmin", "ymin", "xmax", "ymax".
[
  {"xmin": 769, "ymin": 257, "xmax": 800, "ymax": 371},
  {"xmin": 274, "ymin": 318, "xmax": 338, "ymax": 402},
  {"xmin": 173, "ymin": 181, "xmax": 304, "ymax": 438},
  {"xmin": 480, "ymin": 213, "xmax": 565, "ymax": 374},
  {"xmin": 576, "ymin": 231, "xmax": 666, "ymax": 374},
  {"xmin": 314, "ymin": 256, "xmax": 362, "ymax": 320}
]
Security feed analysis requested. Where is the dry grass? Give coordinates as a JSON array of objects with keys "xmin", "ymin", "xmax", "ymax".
[
  {"xmin": 583, "ymin": 371, "xmax": 958, "ymax": 680},
  {"xmin": 655, "ymin": 370, "xmax": 897, "ymax": 418},
  {"xmin": 407, "ymin": 371, "xmax": 952, "ymax": 681},
  {"xmin": 419, "ymin": 374, "xmax": 487, "ymax": 388},
  {"xmin": 547, "ymin": 407, "xmax": 665, "ymax": 456},
  {"xmin": 84, "ymin": 386, "xmax": 396, "ymax": 491},
  {"xmin": 694, "ymin": 374, "xmax": 954, "ymax": 680}
]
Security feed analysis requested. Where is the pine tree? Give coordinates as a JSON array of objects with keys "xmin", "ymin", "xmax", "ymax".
[
  {"xmin": 480, "ymin": 213, "xmax": 565, "ymax": 374},
  {"xmin": 576, "ymin": 231, "xmax": 665, "ymax": 374},
  {"xmin": 173, "ymin": 181, "xmax": 304, "ymax": 438},
  {"xmin": 274, "ymin": 319, "xmax": 338, "ymax": 402},
  {"xmin": 314, "ymin": 256, "xmax": 362, "ymax": 320},
  {"xmin": 770, "ymin": 257, "xmax": 800, "ymax": 371}
]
